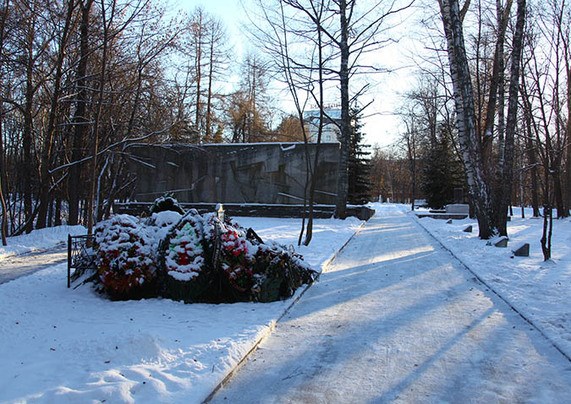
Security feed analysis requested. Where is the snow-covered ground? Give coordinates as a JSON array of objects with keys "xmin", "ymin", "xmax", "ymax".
[
  {"xmin": 0, "ymin": 204, "xmax": 570, "ymax": 403},
  {"xmin": 0, "ymin": 215, "xmax": 362, "ymax": 403},
  {"xmin": 0, "ymin": 225, "xmax": 85, "ymax": 260},
  {"xmin": 210, "ymin": 204, "xmax": 571, "ymax": 403},
  {"xmin": 413, "ymin": 207, "xmax": 571, "ymax": 359}
]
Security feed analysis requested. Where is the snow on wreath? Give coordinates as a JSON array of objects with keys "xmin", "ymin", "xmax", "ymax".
[{"xmin": 71, "ymin": 197, "xmax": 317, "ymax": 303}]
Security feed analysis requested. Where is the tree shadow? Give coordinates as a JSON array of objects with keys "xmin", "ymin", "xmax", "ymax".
[{"xmin": 210, "ymin": 211, "xmax": 571, "ymax": 403}]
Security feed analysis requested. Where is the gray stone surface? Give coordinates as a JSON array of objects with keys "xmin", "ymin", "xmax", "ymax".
[
  {"xmin": 495, "ymin": 237, "xmax": 509, "ymax": 248},
  {"xmin": 126, "ymin": 143, "xmax": 340, "ymax": 205},
  {"xmin": 445, "ymin": 204, "xmax": 470, "ymax": 214},
  {"xmin": 513, "ymin": 243, "xmax": 530, "ymax": 257}
]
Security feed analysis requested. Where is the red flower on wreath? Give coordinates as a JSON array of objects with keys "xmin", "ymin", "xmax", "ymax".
[{"xmin": 220, "ymin": 229, "xmax": 248, "ymax": 257}]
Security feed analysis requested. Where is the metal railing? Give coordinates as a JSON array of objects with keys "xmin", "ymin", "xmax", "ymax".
[{"xmin": 67, "ymin": 234, "xmax": 96, "ymax": 288}]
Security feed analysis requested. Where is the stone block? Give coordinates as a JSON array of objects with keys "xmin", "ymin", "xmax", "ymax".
[
  {"xmin": 463, "ymin": 225, "xmax": 473, "ymax": 233},
  {"xmin": 445, "ymin": 204, "xmax": 470, "ymax": 214},
  {"xmin": 513, "ymin": 243, "xmax": 530, "ymax": 257},
  {"xmin": 446, "ymin": 219, "xmax": 453, "ymax": 224},
  {"xmin": 494, "ymin": 237, "xmax": 508, "ymax": 248}
]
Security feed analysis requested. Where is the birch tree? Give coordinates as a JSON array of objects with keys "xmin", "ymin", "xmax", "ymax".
[
  {"xmin": 439, "ymin": 0, "xmax": 494, "ymax": 237},
  {"xmin": 438, "ymin": 0, "xmax": 526, "ymax": 238}
]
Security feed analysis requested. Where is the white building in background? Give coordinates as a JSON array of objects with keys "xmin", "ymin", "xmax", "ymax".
[{"xmin": 303, "ymin": 107, "xmax": 342, "ymax": 143}]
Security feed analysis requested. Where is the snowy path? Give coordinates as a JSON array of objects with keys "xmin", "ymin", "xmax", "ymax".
[
  {"xmin": 0, "ymin": 244, "xmax": 67, "ymax": 285},
  {"xmin": 209, "ymin": 205, "xmax": 571, "ymax": 403}
]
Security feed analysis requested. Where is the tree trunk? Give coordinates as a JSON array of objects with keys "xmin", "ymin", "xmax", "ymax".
[
  {"xmin": 68, "ymin": 0, "xmax": 93, "ymax": 225},
  {"xmin": 55, "ymin": 197, "xmax": 62, "ymax": 226},
  {"xmin": 439, "ymin": 0, "xmax": 494, "ymax": 238},
  {"xmin": 540, "ymin": 198, "xmax": 552, "ymax": 261},
  {"xmin": 482, "ymin": 0, "xmax": 513, "ymax": 174},
  {"xmin": 87, "ymin": 0, "xmax": 113, "ymax": 237},
  {"xmin": 566, "ymin": 71, "xmax": 571, "ymax": 216},
  {"xmin": 36, "ymin": 0, "xmax": 75, "ymax": 229},
  {"xmin": 335, "ymin": 0, "xmax": 351, "ymax": 219},
  {"xmin": 23, "ymin": 12, "xmax": 35, "ymax": 233},
  {"xmin": 563, "ymin": 62, "xmax": 571, "ymax": 217},
  {"xmin": 553, "ymin": 169, "xmax": 566, "ymax": 218},
  {"xmin": 521, "ymin": 76, "xmax": 541, "ymax": 217},
  {"xmin": 303, "ymin": 19, "xmax": 326, "ymax": 246},
  {"xmin": 0, "ymin": 0, "xmax": 9, "ymax": 244},
  {"xmin": 495, "ymin": 0, "xmax": 526, "ymax": 236},
  {"xmin": 205, "ymin": 36, "xmax": 214, "ymax": 142},
  {"xmin": 194, "ymin": 12, "xmax": 203, "ymax": 137},
  {"xmin": 0, "ymin": 174, "xmax": 6, "ymax": 245}
]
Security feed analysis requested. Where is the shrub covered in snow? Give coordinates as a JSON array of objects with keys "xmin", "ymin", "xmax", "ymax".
[
  {"xmin": 93, "ymin": 215, "xmax": 158, "ymax": 300},
  {"xmin": 86, "ymin": 205, "xmax": 316, "ymax": 303},
  {"xmin": 163, "ymin": 212, "xmax": 205, "ymax": 281},
  {"xmin": 202, "ymin": 213, "xmax": 254, "ymax": 301}
]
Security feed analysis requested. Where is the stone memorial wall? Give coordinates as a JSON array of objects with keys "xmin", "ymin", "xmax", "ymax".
[{"xmin": 126, "ymin": 143, "xmax": 340, "ymax": 205}]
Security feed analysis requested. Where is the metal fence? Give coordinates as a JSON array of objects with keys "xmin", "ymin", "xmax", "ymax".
[{"xmin": 67, "ymin": 234, "xmax": 96, "ymax": 288}]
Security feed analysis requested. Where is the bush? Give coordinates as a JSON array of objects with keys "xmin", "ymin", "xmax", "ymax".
[
  {"xmin": 250, "ymin": 241, "xmax": 315, "ymax": 302},
  {"xmin": 202, "ymin": 213, "xmax": 255, "ymax": 301}
]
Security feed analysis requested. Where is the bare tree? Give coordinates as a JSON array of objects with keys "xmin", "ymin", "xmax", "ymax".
[
  {"xmin": 495, "ymin": 0, "xmax": 526, "ymax": 235},
  {"xmin": 0, "ymin": 0, "xmax": 10, "ymax": 244},
  {"xmin": 36, "ymin": 0, "xmax": 78, "ymax": 229},
  {"xmin": 328, "ymin": 0, "xmax": 413, "ymax": 218},
  {"xmin": 229, "ymin": 52, "xmax": 272, "ymax": 143},
  {"xmin": 519, "ymin": 0, "xmax": 569, "ymax": 259},
  {"xmin": 245, "ymin": 0, "xmax": 335, "ymax": 244},
  {"xmin": 438, "ymin": 0, "xmax": 526, "ymax": 238},
  {"xmin": 174, "ymin": 8, "xmax": 231, "ymax": 143},
  {"xmin": 203, "ymin": 17, "xmax": 230, "ymax": 141},
  {"xmin": 0, "ymin": 0, "xmax": 194, "ymax": 235},
  {"xmin": 397, "ymin": 104, "xmax": 424, "ymax": 210},
  {"xmin": 68, "ymin": 0, "xmax": 94, "ymax": 226},
  {"xmin": 249, "ymin": 0, "xmax": 411, "ymax": 218},
  {"xmin": 439, "ymin": 0, "xmax": 494, "ymax": 238}
]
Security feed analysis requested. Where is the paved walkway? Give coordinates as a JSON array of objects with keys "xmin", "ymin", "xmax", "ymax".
[
  {"xmin": 0, "ymin": 244, "xmax": 67, "ymax": 284},
  {"xmin": 209, "ymin": 205, "xmax": 571, "ymax": 403}
]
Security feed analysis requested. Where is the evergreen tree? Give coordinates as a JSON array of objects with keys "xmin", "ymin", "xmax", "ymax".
[
  {"xmin": 347, "ymin": 108, "xmax": 372, "ymax": 205},
  {"xmin": 421, "ymin": 132, "xmax": 464, "ymax": 209}
]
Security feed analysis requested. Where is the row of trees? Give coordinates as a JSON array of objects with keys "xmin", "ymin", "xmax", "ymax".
[
  {"xmin": 0, "ymin": 0, "xmax": 313, "ymax": 243},
  {"xmin": 0, "ymin": 0, "xmax": 382, "ymax": 246},
  {"xmin": 374, "ymin": 0, "xmax": 569, "ymax": 260}
]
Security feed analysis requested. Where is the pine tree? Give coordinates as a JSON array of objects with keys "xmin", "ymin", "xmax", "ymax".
[
  {"xmin": 347, "ymin": 108, "xmax": 372, "ymax": 205},
  {"xmin": 421, "ymin": 133, "xmax": 464, "ymax": 209}
]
